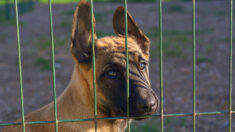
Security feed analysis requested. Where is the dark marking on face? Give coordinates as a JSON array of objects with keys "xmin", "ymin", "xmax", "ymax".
[{"xmin": 96, "ymin": 49, "xmax": 158, "ymax": 119}]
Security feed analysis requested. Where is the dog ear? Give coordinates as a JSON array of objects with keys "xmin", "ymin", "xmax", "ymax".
[
  {"xmin": 113, "ymin": 7, "xmax": 150, "ymax": 55},
  {"xmin": 71, "ymin": 0, "xmax": 96, "ymax": 63}
]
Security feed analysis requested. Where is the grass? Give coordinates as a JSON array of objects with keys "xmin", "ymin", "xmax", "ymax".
[
  {"xmin": 0, "ymin": 5, "xmax": 25, "ymax": 26},
  {"xmin": 0, "ymin": 33, "xmax": 7, "ymax": 42},
  {"xmin": 96, "ymin": 31, "xmax": 114, "ymax": 38},
  {"xmin": 4, "ymin": 0, "xmax": 155, "ymax": 4},
  {"xmin": 60, "ymin": 9, "xmax": 109, "ymax": 29},
  {"xmin": 34, "ymin": 56, "xmax": 52, "ymax": 71},
  {"xmin": 62, "ymin": 8, "xmax": 108, "ymax": 22},
  {"xmin": 147, "ymin": 27, "xmax": 190, "ymax": 57},
  {"xmin": 215, "ymin": 11, "xmax": 227, "ymax": 17},
  {"xmin": 95, "ymin": 12, "xmax": 106, "ymax": 23},
  {"xmin": 62, "ymin": 9, "xmax": 75, "ymax": 16},
  {"xmin": 35, "ymin": 36, "xmax": 67, "ymax": 71},
  {"xmin": 36, "ymin": 36, "xmax": 68, "ymax": 49},
  {"xmin": 151, "ymin": 39, "xmax": 185, "ymax": 57},
  {"xmin": 147, "ymin": 27, "xmax": 215, "ymax": 58},
  {"xmin": 196, "ymin": 56, "xmax": 211, "ymax": 64},
  {"xmin": 129, "ymin": 117, "xmax": 186, "ymax": 132},
  {"xmin": 0, "ymin": 18, "xmax": 24, "ymax": 26},
  {"xmin": 58, "ymin": 20, "xmax": 72, "ymax": 29},
  {"xmin": 147, "ymin": 27, "xmax": 214, "ymax": 58},
  {"xmin": 147, "ymin": 27, "xmax": 214, "ymax": 38},
  {"xmin": 163, "ymin": 4, "xmax": 185, "ymax": 13}
]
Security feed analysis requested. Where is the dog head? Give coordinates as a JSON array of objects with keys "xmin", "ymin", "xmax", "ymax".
[{"xmin": 71, "ymin": 0, "xmax": 159, "ymax": 119}]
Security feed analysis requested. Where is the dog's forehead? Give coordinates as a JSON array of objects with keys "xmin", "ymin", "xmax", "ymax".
[{"xmin": 96, "ymin": 36, "xmax": 144, "ymax": 57}]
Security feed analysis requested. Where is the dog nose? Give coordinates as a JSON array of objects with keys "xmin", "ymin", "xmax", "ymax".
[{"xmin": 138, "ymin": 97, "xmax": 157, "ymax": 114}]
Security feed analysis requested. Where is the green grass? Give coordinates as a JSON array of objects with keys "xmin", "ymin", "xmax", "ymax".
[
  {"xmin": 0, "ymin": 33, "xmax": 7, "ymax": 42},
  {"xmin": 151, "ymin": 38, "xmax": 185, "ymax": 57},
  {"xmin": 0, "ymin": 0, "xmax": 156, "ymax": 5},
  {"xmin": 58, "ymin": 20, "xmax": 72, "ymax": 29},
  {"xmin": 196, "ymin": 56, "xmax": 211, "ymax": 64},
  {"xmin": 35, "ymin": 36, "xmax": 67, "ymax": 71},
  {"xmin": 35, "ymin": 56, "xmax": 52, "ymax": 71},
  {"xmin": 147, "ymin": 28, "xmax": 191, "ymax": 57},
  {"xmin": 96, "ymin": 31, "xmax": 114, "ymax": 38},
  {"xmin": 0, "ymin": 6, "xmax": 25, "ymax": 26},
  {"xmin": 147, "ymin": 27, "xmax": 214, "ymax": 38},
  {"xmin": 36, "ymin": 36, "xmax": 67, "ymax": 49},
  {"xmin": 59, "ymin": 10, "xmax": 110, "ymax": 29},
  {"xmin": 129, "ymin": 117, "xmax": 186, "ymax": 132},
  {"xmin": 215, "ymin": 11, "xmax": 227, "ymax": 17},
  {"xmin": 95, "ymin": 12, "xmax": 106, "ymax": 23},
  {"xmin": 62, "ymin": 9, "xmax": 74, "ymax": 16},
  {"xmin": 163, "ymin": 4, "xmax": 185, "ymax": 13},
  {"xmin": 0, "ymin": 18, "xmax": 24, "ymax": 26},
  {"xmin": 62, "ymin": 8, "xmax": 109, "ymax": 22},
  {"xmin": 30, "ymin": 0, "xmax": 155, "ymax": 4},
  {"xmin": 147, "ymin": 27, "xmax": 215, "ymax": 58}
]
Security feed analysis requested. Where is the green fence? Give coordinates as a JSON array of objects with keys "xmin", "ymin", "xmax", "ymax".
[{"xmin": 0, "ymin": 0, "xmax": 234, "ymax": 132}]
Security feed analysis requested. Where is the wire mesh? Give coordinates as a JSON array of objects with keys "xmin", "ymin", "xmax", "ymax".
[
  {"xmin": 124, "ymin": 0, "xmax": 131, "ymax": 131},
  {"xmin": 90, "ymin": 0, "xmax": 98, "ymax": 131},
  {"xmin": 0, "ymin": 0, "xmax": 233, "ymax": 132},
  {"xmin": 47, "ymin": 0, "xmax": 58, "ymax": 131},
  {"xmin": 14, "ymin": 0, "xmax": 26, "ymax": 131}
]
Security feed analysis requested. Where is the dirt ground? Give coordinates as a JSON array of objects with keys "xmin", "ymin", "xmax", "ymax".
[{"xmin": 0, "ymin": 1, "xmax": 235, "ymax": 132}]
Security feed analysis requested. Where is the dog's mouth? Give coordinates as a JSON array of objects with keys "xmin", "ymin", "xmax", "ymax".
[
  {"xmin": 99, "ymin": 91, "xmax": 159, "ymax": 120},
  {"xmin": 110, "ymin": 97, "xmax": 159, "ymax": 120}
]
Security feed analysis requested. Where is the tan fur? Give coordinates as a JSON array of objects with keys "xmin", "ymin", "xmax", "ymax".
[
  {"xmin": 1, "ymin": 59, "xmax": 129, "ymax": 132},
  {"xmin": 1, "ymin": 0, "xmax": 152, "ymax": 131}
]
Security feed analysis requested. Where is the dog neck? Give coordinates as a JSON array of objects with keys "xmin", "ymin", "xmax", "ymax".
[{"xmin": 55, "ymin": 64, "xmax": 128, "ymax": 132}]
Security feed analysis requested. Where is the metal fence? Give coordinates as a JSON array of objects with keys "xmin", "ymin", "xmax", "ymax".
[{"xmin": 0, "ymin": 0, "xmax": 233, "ymax": 132}]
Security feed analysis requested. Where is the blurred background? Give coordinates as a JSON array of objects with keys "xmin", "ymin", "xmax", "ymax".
[{"xmin": 0, "ymin": 0, "xmax": 235, "ymax": 131}]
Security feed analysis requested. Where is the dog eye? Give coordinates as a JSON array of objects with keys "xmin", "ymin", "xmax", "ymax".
[
  {"xmin": 107, "ymin": 69, "xmax": 118, "ymax": 79},
  {"xmin": 140, "ymin": 62, "xmax": 147, "ymax": 71}
]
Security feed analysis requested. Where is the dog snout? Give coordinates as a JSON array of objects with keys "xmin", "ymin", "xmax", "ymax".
[{"xmin": 137, "ymin": 95, "xmax": 158, "ymax": 114}]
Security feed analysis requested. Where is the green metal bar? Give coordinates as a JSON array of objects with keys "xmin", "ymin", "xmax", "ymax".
[
  {"xmin": 90, "ymin": 0, "xmax": 98, "ymax": 131},
  {"xmin": 124, "ymin": 0, "xmax": 130, "ymax": 131},
  {"xmin": 229, "ymin": 0, "xmax": 233, "ymax": 131},
  {"xmin": 159, "ymin": 0, "xmax": 164, "ymax": 131},
  {"xmin": 192, "ymin": 0, "xmax": 196, "ymax": 132},
  {"xmin": 14, "ymin": 0, "xmax": 26, "ymax": 131},
  {"xmin": 1, "ymin": 111, "xmax": 235, "ymax": 127},
  {"xmin": 48, "ymin": 0, "xmax": 58, "ymax": 131}
]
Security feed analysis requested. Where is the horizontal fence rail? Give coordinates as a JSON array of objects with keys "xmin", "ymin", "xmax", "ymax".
[
  {"xmin": 0, "ymin": 0, "xmax": 233, "ymax": 132},
  {"xmin": 1, "ymin": 111, "xmax": 235, "ymax": 126}
]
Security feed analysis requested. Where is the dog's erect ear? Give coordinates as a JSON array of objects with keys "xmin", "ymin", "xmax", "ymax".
[
  {"xmin": 71, "ymin": 0, "xmax": 96, "ymax": 63},
  {"xmin": 113, "ymin": 7, "xmax": 150, "ymax": 55}
]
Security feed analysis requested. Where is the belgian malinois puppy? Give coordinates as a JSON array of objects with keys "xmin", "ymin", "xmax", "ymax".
[{"xmin": 1, "ymin": 0, "xmax": 158, "ymax": 132}]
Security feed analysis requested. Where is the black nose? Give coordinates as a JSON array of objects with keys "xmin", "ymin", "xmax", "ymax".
[{"xmin": 137, "ymin": 97, "xmax": 157, "ymax": 114}]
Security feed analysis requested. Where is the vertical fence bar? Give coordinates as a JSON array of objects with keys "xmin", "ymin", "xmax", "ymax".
[
  {"xmin": 14, "ymin": 0, "xmax": 26, "ymax": 131},
  {"xmin": 159, "ymin": 0, "xmax": 164, "ymax": 131},
  {"xmin": 48, "ymin": 0, "xmax": 58, "ymax": 131},
  {"xmin": 192, "ymin": 0, "xmax": 196, "ymax": 132},
  {"xmin": 90, "ymin": 0, "xmax": 98, "ymax": 131},
  {"xmin": 124, "ymin": 0, "xmax": 130, "ymax": 131},
  {"xmin": 229, "ymin": 0, "xmax": 233, "ymax": 131}
]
